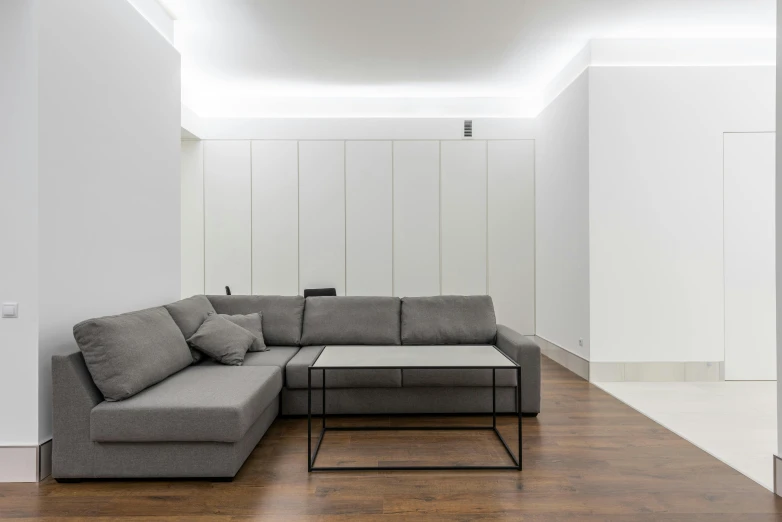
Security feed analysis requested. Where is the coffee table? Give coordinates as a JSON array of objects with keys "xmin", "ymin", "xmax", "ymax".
[{"xmin": 307, "ymin": 345, "xmax": 522, "ymax": 471}]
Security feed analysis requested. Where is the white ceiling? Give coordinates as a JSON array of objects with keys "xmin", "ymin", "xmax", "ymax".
[{"xmin": 158, "ymin": 0, "xmax": 775, "ymax": 117}]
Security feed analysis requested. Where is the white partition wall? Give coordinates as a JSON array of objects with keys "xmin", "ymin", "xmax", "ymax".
[
  {"xmin": 393, "ymin": 141, "xmax": 441, "ymax": 297},
  {"xmin": 441, "ymin": 140, "xmax": 488, "ymax": 295},
  {"xmin": 346, "ymin": 141, "xmax": 392, "ymax": 295},
  {"xmin": 489, "ymin": 140, "xmax": 535, "ymax": 334},
  {"xmin": 298, "ymin": 141, "xmax": 346, "ymax": 295},
  {"xmin": 187, "ymin": 134, "xmax": 535, "ymax": 312},
  {"xmin": 252, "ymin": 141, "xmax": 299, "ymax": 295},
  {"xmin": 181, "ymin": 140, "xmax": 204, "ymax": 298},
  {"xmin": 204, "ymin": 140, "xmax": 252, "ymax": 294},
  {"xmin": 724, "ymin": 132, "xmax": 776, "ymax": 380}
]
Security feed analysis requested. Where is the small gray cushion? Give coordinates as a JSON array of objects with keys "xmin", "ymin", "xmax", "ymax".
[
  {"xmin": 90, "ymin": 365, "xmax": 282, "ymax": 443},
  {"xmin": 164, "ymin": 295, "xmax": 216, "ymax": 363},
  {"xmin": 73, "ymin": 307, "xmax": 193, "ymax": 401},
  {"xmin": 207, "ymin": 295, "xmax": 304, "ymax": 346},
  {"xmin": 401, "ymin": 295, "xmax": 497, "ymax": 345},
  {"xmin": 300, "ymin": 296, "xmax": 401, "ymax": 345},
  {"xmin": 187, "ymin": 314, "xmax": 255, "ymax": 366},
  {"xmin": 200, "ymin": 346, "xmax": 300, "ymax": 384},
  {"xmin": 285, "ymin": 346, "xmax": 402, "ymax": 389},
  {"xmin": 221, "ymin": 313, "xmax": 267, "ymax": 352}
]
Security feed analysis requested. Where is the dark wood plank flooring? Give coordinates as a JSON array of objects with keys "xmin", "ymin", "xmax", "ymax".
[{"xmin": 2, "ymin": 356, "xmax": 781, "ymax": 520}]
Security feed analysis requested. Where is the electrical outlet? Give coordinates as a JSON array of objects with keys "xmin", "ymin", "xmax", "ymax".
[
  {"xmin": 578, "ymin": 338, "xmax": 583, "ymax": 347},
  {"xmin": 2, "ymin": 302, "xmax": 18, "ymax": 318}
]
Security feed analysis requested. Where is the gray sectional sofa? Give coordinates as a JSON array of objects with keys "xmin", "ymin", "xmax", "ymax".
[{"xmin": 52, "ymin": 295, "xmax": 541, "ymax": 481}]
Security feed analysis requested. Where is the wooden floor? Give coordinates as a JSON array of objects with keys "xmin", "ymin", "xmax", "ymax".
[{"xmin": 2, "ymin": 356, "xmax": 782, "ymax": 521}]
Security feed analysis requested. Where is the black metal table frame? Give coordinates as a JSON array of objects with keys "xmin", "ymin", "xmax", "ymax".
[{"xmin": 307, "ymin": 346, "xmax": 522, "ymax": 471}]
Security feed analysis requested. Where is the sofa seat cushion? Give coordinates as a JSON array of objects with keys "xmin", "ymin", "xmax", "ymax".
[
  {"xmin": 90, "ymin": 365, "xmax": 282, "ymax": 443},
  {"xmin": 402, "ymin": 345, "xmax": 517, "ymax": 387},
  {"xmin": 200, "ymin": 346, "xmax": 299, "ymax": 384},
  {"xmin": 286, "ymin": 346, "xmax": 402, "ymax": 389},
  {"xmin": 401, "ymin": 295, "xmax": 497, "ymax": 345},
  {"xmin": 207, "ymin": 295, "xmax": 304, "ymax": 346},
  {"xmin": 301, "ymin": 296, "xmax": 402, "ymax": 345}
]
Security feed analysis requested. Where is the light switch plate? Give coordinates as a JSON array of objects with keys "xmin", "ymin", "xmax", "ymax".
[{"xmin": 2, "ymin": 303, "xmax": 18, "ymax": 318}]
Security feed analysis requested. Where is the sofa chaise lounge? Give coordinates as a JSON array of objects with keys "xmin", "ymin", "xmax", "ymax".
[{"xmin": 52, "ymin": 295, "xmax": 540, "ymax": 481}]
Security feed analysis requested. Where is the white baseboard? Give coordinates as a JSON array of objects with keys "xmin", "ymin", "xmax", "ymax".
[
  {"xmin": 532, "ymin": 336, "xmax": 723, "ymax": 383},
  {"xmin": 533, "ymin": 336, "xmax": 590, "ymax": 380},
  {"xmin": 0, "ymin": 441, "xmax": 52, "ymax": 482},
  {"xmin": 590, "ymin": 361, "xmax": 723, "ymax": 382}
]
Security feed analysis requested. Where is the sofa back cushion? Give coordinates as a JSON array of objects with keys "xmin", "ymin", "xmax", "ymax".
[
  {"xmin": 401, "ymin": 295, "xmax": 497, "ymax": 345},
  {"xmin": 164, "ymin": 295, "xmax": 216, "ymax": 362},
  {"xmin": 206, "ymin": 295, "xmax": 304, "ymax": 346},
  {"xmin": 301, "ymin": 296, "xmax": 401, "ymax": 345},
  {"xmin": 73, "ymin": 307, "xmax": 193, "ymax": 401}
]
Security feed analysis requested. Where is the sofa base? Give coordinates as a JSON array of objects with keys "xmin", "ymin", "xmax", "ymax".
[
  {"xmin": 53, "ymin": 394, "xmax": 278, "ymax": 481},
  {"xmin": 281, "ymin": 386, "xmax": 530, "ymax": 415}
]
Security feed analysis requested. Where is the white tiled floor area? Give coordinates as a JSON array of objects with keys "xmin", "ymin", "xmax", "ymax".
[{"xmin": 594, "ymin": 381, "xmax": 777, "ymax": 490}]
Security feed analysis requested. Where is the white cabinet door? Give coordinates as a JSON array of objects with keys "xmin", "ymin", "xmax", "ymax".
[
  {"xmin": 180, "ymin": 140, "xmax": 204, "ymax": 298},
  {"xmin": 252, "ymin": 141, "xmax": 299, "ymax": 295},
  {"xmin": 299, "ymin": 141, "xmax": 345, "ymax": 295},
  {"xmin": 393, "ymin": 141, "xmax": 441, "ymax": 297},
  {"xmin": 346, "ymin": 141, "xmax": 392, "ymax": 296},
  {"xmin": 488, "ymin": 140, "xmax": 535, "ymax": 335},
  {"xmin": 204, "ymin": 140, "xmax": 251, "ymax": 295},
  {"xmin": 441, "ymin": 141, "xmax": 487, "ymax": 295},
  {"xmin": 724, "ymin": 132, "xmax": 776, "ymax": 380}
]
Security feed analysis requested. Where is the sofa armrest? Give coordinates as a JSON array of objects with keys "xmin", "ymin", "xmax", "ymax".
[
  {"xmin": 52, "ymin": 351, "xmax": 103, "ymax": 478},
  {"xmin": 495, "ymin": 324, "xmax": 541, "ymax": 414}
]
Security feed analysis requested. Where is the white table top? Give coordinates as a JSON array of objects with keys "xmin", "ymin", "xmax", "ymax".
[{"xmin": 311, "ymin": 345, "xmax": 516, "ymax": 368}]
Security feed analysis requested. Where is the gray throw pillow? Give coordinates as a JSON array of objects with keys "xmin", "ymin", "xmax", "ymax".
[
  {"xmin": 187, "ymin": 314, "xmax": 256, "ymax": 366},
  {"xmin": 73, "ymin": 307, "xmax": 193, "ymax": 401},
  {"xmin": 220, "ymin": 312, "xmax": 268, "ymax": 352},
  {"xmin": 163, "ymin": 295, "xmax": 216, "ymax": 363}
]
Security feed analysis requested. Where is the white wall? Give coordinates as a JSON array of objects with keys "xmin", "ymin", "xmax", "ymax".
[
  {"xmin": 346, "ymin": 141, "xmax": 393, "ymax": 296},
  {"xmin": 393, "ymin": 141, "xmax": 441, "ymax": 297},
  {"xmin": 37, "ymin": 0, "xmax": 181, "ymax": 443},
  {"xmin": 183, "ymin": 127, "xmax": 537, "ymax": 333},
  {"xmin": 251, "ymin": 141, "xmax": 299, "ymax": 296},
  {"xmin": 441, "ymin": 141, "xmax": 488, "ymax": 295},
  {"xmin": 181, "ymin": 141, "xmax": 205, "ymax": 297},
  {"xmin": 724, "ymin": 132, "xmax": 776, "ymax": 380},
  {"xmin": 535, "ymin": 71, "xmax": 591, "ymax": 360},
  {"xmin": 204, "ymin": 140, "xmax": 252, "ymax": 294},
  {"xmin": 299, "ymin": 141, "xmax": 347, "ymax": 295},
  {"xmin": 0, "ymin": 0, "xmax": 40, "ymax": 453},
  {"xmin": 775, "ymin": 0, "xmax": 782, "ymax": 460},
  {"xmin": 192, "ymin": 118, "xmax": 536, "ymax": 141},
  {"xmin": 589, "ymin": 66, "xmax": 775, "ymax": 363},
  {"xmin": 488, "ymin": 140, "xmax": 536, "ymax": 335}
]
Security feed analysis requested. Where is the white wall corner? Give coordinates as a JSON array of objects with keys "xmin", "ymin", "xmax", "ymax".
[
  {"xmin": 533, "ymin": 336, "xmax": 590, "ymax": 381},
  {"xmin": 538, "ymin": 38, "xmax": 776, "ymax": 116},
  {"xmin": 775, "ymin": 0, "xmax": 782, "ymax": 460},
  {"xmin": 774, "ymin": 455, "xmax": 782, "ymax": 496},
  {"xmin": 125, "ymin": 0, "xmax": 174, "ymax": 44},
  {"xmin": 540, "ymin": 42, "xmax": 593, "ymax": 112},
  {"xmin": 182, "ymin": 104, "xmax": 204, "ymax": 139}
]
